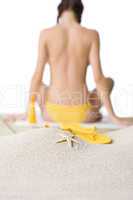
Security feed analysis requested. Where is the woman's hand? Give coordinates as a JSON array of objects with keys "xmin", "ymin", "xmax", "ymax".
[
  {"xmin": 110, "ymin": 115, "xmax": 133, "ymax": 127},
  {"xmin": 3, "ymin": 113, "xmax": 27, "ymax": 124}
]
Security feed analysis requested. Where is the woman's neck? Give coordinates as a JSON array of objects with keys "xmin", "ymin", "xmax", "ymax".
[{"xmin": 59, "ymin": 10, "xmax": 78, "ymax": 27}]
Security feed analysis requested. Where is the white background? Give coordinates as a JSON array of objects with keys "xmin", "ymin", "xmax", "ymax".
[{"xmin": 0, "ymin": 0, "xmax": 133, "ymax": 116}]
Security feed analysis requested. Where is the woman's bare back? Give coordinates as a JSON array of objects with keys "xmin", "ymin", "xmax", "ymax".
[
  {"xmin": 4, "ymin": 9, "xmax": 133, "ymax": 126},
  {"xmin": 43, "ymin": 23, "xmax": 96, "ymax": 104}
]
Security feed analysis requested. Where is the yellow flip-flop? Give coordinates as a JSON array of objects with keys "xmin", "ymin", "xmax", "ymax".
[{"xmin": 60, "ymin": 123, "xmax": 112, "ymax": 144}]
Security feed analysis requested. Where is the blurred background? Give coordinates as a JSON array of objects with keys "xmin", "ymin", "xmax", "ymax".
[{"xmin": 0, "ymin": 0, "xmax": 133, "ymax": 116}]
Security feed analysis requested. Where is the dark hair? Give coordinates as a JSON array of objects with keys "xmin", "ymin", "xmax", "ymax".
[{"xmin": 57, "ymin": 0, "xmax": 84, "ymax": 24}]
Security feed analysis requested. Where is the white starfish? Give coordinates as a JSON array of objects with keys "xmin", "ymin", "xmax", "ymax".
[{"xmin": 56, "ymin": 130, "xmax": 80, "ymax": 148}]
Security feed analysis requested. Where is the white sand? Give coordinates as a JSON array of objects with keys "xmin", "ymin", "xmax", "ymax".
[{"xmin": 0, "ymin": 117, "xmax": 133, "ymax": 200}]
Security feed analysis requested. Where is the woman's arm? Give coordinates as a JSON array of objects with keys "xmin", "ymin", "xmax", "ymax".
[
  {"xmin": 89, "ymin": 31, "xmax": 133, "ymax": 126},
  {"xmin": 3, "ymin": 30, "xmax": 49, "ymax": 123},
  {"xmin": 29, "ymin": 30, "xmax": 48, "ymax": 99},
  {"xmin": 89, "ymin": 31, "xmax": 116, "ymax": 120}
]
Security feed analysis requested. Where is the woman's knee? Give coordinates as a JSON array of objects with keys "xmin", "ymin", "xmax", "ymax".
[
  {"xmin": 106, "ymin": 77, "xmax": 115, "ymax": 93},
  {"xmin": 86, "ymin": 110, "xmax": 103, "ymax": 123}
]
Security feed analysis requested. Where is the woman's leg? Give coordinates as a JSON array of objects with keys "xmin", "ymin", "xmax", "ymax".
[
  {"xmin": 86, "ymin": 77, "xmax": 114, "ymax": 123},
  {"xmin": 85, "ymin": 89, "xmax": 103, "ymax": 123}
]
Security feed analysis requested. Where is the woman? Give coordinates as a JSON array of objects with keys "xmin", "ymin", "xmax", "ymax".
[{"xmin": 5, "ymin": 0, "xmax": 133, "ymax": 127}]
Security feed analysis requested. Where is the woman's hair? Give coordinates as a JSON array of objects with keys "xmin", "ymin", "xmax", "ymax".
[{"xmin": 57, "ymin": 0, "xmax": 84, "ymax": 24}]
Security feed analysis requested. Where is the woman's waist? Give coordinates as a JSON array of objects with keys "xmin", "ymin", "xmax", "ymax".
[
  {"xmin": 46, "ymin": 85, "xmax": 90, "ymax": 105},
  {"xmin": 45, "ymin": 101, "xmax": 92, "ymax": 111}
]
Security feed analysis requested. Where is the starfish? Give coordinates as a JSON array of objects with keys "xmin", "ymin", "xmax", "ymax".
[{"xmin": 56, "ymin": 130, "xmax": 80, "ymax": 148}]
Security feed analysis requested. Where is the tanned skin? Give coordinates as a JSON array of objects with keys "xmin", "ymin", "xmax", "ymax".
[{"xmin": 4, "ymin": 11, "xmax": 133, "ymax": 126}]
